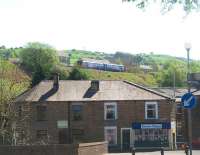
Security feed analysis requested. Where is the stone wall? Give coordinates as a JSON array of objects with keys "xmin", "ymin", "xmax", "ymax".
[
  {"xmin": 78, "ymin": 142, "xmax": 108, "ymax": 155},
  {"xmin": 0, "ymin": 141, "xmax": 108, "ymax": 155},
  {"xmin": 15, "ymin": 100, "xmax": 173, "ymax": 149}
]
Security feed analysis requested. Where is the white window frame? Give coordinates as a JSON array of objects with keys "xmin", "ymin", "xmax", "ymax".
[
  {"xmin": 145, "ymin": 101, "xmax": 158, "ymax": 119},
  {"xmin": 104, "ymin": 126, "xmax": 117, "ymax": 145},
  {"xmin": 104, "ymin": 102, "xmax": 118, "ymax": 120}
]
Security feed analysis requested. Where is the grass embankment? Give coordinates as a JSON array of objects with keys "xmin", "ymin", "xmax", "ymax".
[
  {"xmin": 64, "ymin": 66, "xmax": 157, "ymax": 86},
  {"xmin": 69, "ymin": 50, "xmax": 107, "ymax": 64}
]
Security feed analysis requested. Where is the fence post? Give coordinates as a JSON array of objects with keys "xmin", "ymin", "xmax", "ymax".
[
  {"xmin": 185, "ymin": 145, "xmax": 189, "ymax": 155},
  {"xmin": 161, "ymin": 147, "xmax": 164, "ymax": 155},
  {"xmin": 132, "ymin": 147, "xmax": 136, "ymax": 155}
]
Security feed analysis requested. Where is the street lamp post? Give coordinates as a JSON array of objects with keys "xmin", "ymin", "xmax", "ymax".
[{"xmin": 184, "ymin": 42, "xmax": 192, "ymax": 155}]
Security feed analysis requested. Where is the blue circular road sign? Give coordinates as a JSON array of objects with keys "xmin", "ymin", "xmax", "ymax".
[{"xmin": 181, "ymin": 92, "xmax": 196, "ymax": 109}]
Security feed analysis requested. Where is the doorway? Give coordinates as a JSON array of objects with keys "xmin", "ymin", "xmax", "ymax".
[
  {"xmin": 121, "ymin": 128, "xmax": 131, "ymax": 151},
  {"xmin": 58, "ymin": 129, "xmax": 68, "ymax": 144}
]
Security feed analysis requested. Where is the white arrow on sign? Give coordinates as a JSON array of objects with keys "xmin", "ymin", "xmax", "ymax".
[{"xmin": 184, "ymin": 96, "xmax": 193, "ymax": 107}]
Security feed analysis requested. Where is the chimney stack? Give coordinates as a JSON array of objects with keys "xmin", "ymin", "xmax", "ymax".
[
  {"xmin": 91, "ymin": 80, "xmax": 99, "ymax": 91},
  {"xmin": 53, "ymin": 73, "xmax": 59, "ymax": 88}
]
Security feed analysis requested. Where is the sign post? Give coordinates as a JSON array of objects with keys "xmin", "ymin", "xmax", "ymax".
[
  {"xmin": 184, "ymin": 42, "xmax": 192, "ymax": 155},
  {"xmin": 181, "ymin": 92, "xmax": 196, "ymax": 155}
]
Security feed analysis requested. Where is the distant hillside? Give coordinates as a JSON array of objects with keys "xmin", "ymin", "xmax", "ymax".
[
  {"xmin": 67, "ymin": 50, "xmax": 190, "ymax": 67},
  {"xmin": 3, "ymin": 45, "xmax": 200, "ymax": 87},
  {"xmin": 63, "ymin": 50, "xmax": 200, "ymax": 87},
  {"xmin": 68, "ymin": 49, "xmax": 107, "ymax": 65}
]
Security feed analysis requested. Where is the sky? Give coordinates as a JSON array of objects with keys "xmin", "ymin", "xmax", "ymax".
[{"xmin": 0, "ymin": 0, "xmax": 200, "ymax": 59}]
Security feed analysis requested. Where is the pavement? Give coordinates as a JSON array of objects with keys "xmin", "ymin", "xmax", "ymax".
[{"xmin": 106, "ymin": 150, "xmax": 200, "ymax": 155}]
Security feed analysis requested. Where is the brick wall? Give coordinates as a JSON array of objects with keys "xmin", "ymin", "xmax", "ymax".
[
  {"xmin": 0, "ymin": 141, "xmax": 108, "ymax": 155},
  {"xmin": 0, "ymin": 144, "xmax": 77, "ymax": 155}
]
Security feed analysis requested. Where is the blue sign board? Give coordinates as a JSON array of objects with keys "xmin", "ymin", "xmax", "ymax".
[
  {"xmin": 132, "ymin": 122, "xmax": 171, "ymax": 129},
  {"xmin": 181, "ymin": 92, "xmax": 196, "ymax": 109}
]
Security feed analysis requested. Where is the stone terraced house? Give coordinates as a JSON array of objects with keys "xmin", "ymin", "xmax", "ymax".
[{"xmin": 14, "ymin": 75, "xmax": 175, "ymax": 151}]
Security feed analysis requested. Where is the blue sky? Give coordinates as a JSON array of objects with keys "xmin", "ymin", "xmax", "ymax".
[{"xmin": 0, "ymin": 0, "xmax": 200, "ymax": 59}]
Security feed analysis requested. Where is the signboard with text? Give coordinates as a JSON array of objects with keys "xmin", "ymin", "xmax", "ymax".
[{"xmin": 132, "ymin": 122, "xmax": 171, "ymax": 129}]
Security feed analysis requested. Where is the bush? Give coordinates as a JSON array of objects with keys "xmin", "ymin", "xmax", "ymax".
[{"xmin": 68, "ymin": 67, "xmax": 89, "ymax": 80}]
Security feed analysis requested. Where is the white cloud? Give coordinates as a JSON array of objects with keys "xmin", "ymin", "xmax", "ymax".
[{"xmin": 0, "ymin": 0, "xmax": 200, "ymax": 59}]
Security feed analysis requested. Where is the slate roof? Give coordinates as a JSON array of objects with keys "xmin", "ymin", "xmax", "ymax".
[
  {"xmin": 152, "ymin": 88, "xmax": 188, "ymax": 98},
  {"xmin": 15, "ymin": 80, "xmax": 172, "ymax": 102},
  {"xmin": 152, "ymin": 87, "xmax": 200, "ymax": 103}
]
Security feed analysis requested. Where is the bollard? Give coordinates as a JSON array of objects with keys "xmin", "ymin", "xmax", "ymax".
[
  {"xmin": 161, "ymin": 148, "xmax": 164, "ymax": 155},
  {"xmin": 185, "ymin": 145, "xmax": 189, "ymax": 155},
  {"xmin": 132, "ymin": 147, "xmax": 136, "ymax": 155}
]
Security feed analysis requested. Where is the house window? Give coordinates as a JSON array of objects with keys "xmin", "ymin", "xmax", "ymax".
[
  {"xmin": 72, "ymin": 104, "xmax": 82, "ymax": 121},
  {"xmin": 36, "ymin": 130, "xmax": 47, "ymax": 139},
  {"xmin": 134, "ymin": 129, "xmax": 169, "ymax": 147},
  {"xmin": 36, "ymin": 106, "xmax": 47, "ymax": 121},
  {"xmin": 104, "ymin": 126, "xmax": 117, "ymax": 145},
  {"xmin": 104, "ymin": 102, "xmax": 117, "ymax": 120},
  {"xmin": 145, "ymin": 102, "xmax": 158, "ymax": 119}
]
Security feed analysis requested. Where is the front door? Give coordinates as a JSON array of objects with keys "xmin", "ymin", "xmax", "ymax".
[
  {"xmin": 58, "ymin": 129, "xmax": 68, "ymax": 144},
  {"xmin": 121, "ymin": 128, "xmax": 131, "ymax": 151}
]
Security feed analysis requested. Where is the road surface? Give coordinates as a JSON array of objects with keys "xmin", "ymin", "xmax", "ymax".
[{"xmin": 106, "ymin": 150, "xmax": 200, "ymax": 155}]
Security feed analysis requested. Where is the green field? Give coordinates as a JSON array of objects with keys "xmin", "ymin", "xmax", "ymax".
[
  {"xmin": 64, "ymin": 66, "xmax": 157, "ymax": 86},
  {"xmin": 68, "ymin": 50, "xmax": 107, "ymax": 65}
]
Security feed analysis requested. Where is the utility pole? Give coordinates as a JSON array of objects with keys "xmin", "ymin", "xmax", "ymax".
[
  {"xmin": 173, "ymin": 71, "xmax": 176, "ymax": 98},
  {"xmin": 185, "ymin": 42, "xmax": 192, "ymax": 155}
]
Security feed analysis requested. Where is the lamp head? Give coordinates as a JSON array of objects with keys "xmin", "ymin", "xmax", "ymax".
[{"xmin": 184, "ymin": 42, "xmax": 192, "ymax": 51}]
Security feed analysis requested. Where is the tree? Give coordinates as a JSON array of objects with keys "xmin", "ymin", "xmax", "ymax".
[
  {"xmin": 156, "ymin": 60, "xmax": 187, "ymax": 87},
  {"xmin": 191, "ymin": 61, "xmax": 200, "ymax": 72},
  {"xmin": 31, "ymin": 66, "xmax": 46, "ymax": 86},
  {"xmin": 133, "ymin": 54, "xmax": 143, "ymax": 65},
  {"xmin": 20, "ymin": 42, "xmax": 59, "ymax": 86},
  {"xmin": 50, "ymin": 65, "xmax": 69, "ymax": 80},
  {"xmin": 68, "ymin": 67, "xmax": 89, "ymax": 80},
  {"xmin": 123, "ymin": 0, "xmax": 200, "ymax": 13},
  {"xmin": 0, "ymin": 60, "xmax": 30, "ymax": 144}
]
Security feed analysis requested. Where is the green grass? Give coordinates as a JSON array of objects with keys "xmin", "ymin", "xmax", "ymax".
[
  {"xmin": 64, "ymin": 66, "xmax": 157, "ymax": 86},
  {"xmin": 68, "ymin": 50, "xmax": 189, "ymax": 67},
  {"xmin": 83, "ymin": 68, "xmax": 157, "ymax": 86},
  {"xmin": 143, "ymin": 54, "xmax": 186, "ymax": 65},
  {"xmin": 68, "ymin": 50, "xmax": 107, "ymax": 65}
]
